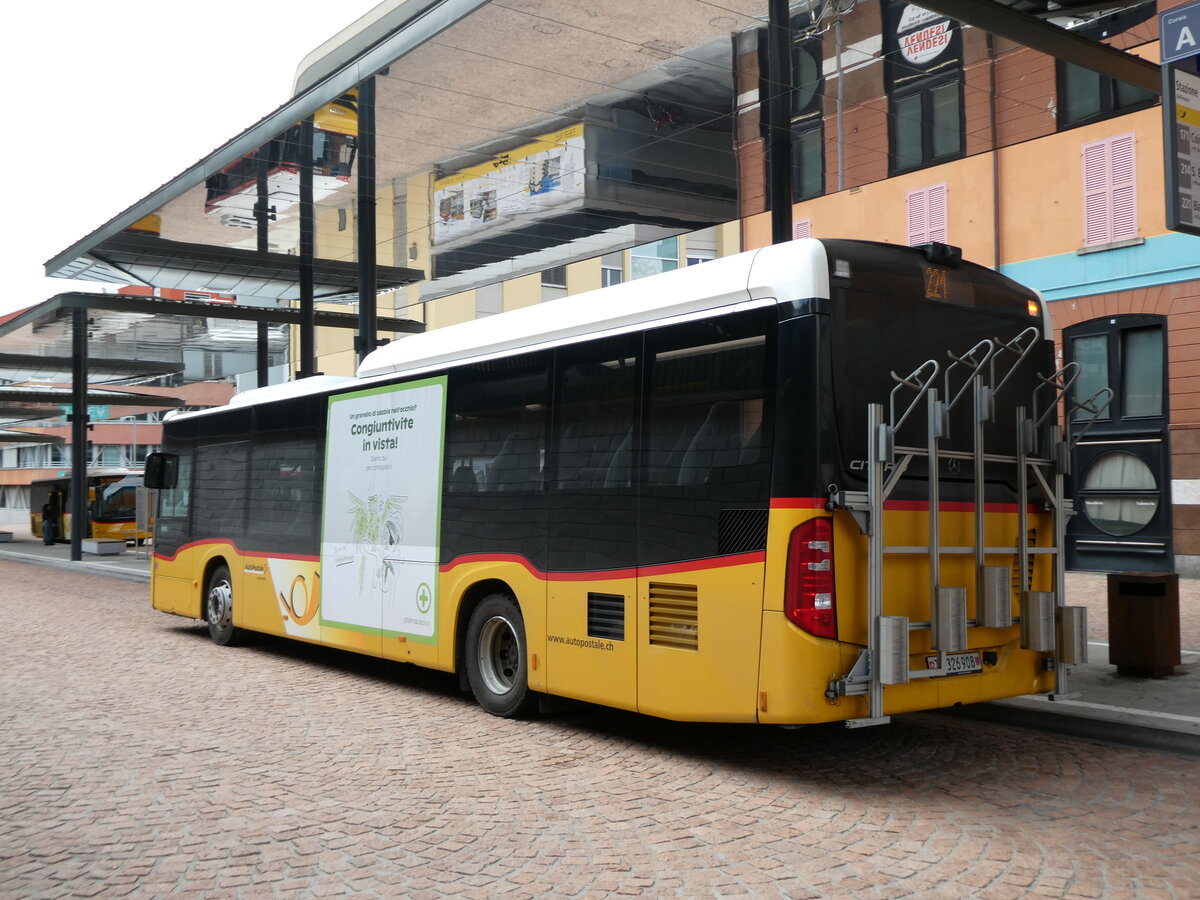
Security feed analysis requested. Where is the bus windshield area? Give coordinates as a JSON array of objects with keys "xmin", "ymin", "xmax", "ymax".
[{"xmin": 92, "ymin": 480, "xmax": 138, "ymax": 522}]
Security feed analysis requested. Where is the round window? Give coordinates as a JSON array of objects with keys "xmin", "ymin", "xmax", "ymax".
[{"xmin": 1080, "ymin": 451, "xmax": 1158, "ymax": 536}]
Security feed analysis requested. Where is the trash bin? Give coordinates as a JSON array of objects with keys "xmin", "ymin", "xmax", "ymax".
[{"xmin": 1106, "ymin": 572, "xmax": 1181, "ymax": 678}]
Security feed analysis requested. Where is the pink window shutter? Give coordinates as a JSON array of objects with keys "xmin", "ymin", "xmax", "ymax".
[
  {"xmin": 907, "ymin": 183, "xmax": 947, "ymax": 245},
  {"xmin": 1109, "ymin": 133, "xmax": 1137, "ymax": 242},
  {"xmin": 907, "ymin": 188, "xmax": 928, "ymax": 245},
  {"xmin": 1081, "ymin": 137, "xmax": 1113, "ymax": 246},
  {"xmin": 793, "ymin": 218, "xmax": 812, "ymax": 240},
  {"xmin": 927, "ymin": 182, "xmax": 948, "ymax": 242}
]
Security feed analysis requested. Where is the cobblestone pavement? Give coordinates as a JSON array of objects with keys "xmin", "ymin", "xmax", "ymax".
[{"xmin": 2, "ymin": 559, "xmax": 1198, "ymax": 899}]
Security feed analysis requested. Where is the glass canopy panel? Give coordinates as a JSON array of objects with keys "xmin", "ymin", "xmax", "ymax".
[
  {"xmin": 366, "ymin": 0, "xmax": 763, "ymax": 304},
  {"xmin": 46, "ymin": 0, "xmax": 1163, "ymax": 323}
]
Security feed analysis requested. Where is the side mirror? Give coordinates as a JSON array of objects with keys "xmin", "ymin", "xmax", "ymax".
[{"xmin": 144, "ymin": 452, "xmax": 178, "ymax": 489}]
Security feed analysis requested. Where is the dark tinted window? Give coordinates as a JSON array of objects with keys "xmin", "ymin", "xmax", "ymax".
[
  {"xmin": 248, "ymin": 437, "xmax": 321, "ymax": 550},
  {"xmin": 641, "ymin": 309, "xmax": 773, "ymax": 564},
  {"xmin": 193, "ymin": 442, "xmax": 249, "ymax": 543},
  {"xmin": 548, "ymin": 336, "xmax": 640, "ymax": 571},
  {"xmin": 553, "ymin": 339, "xmax": 637, "ymax": 491},
  {"xmin": 446, "ymin": 356, "xmax": 547, "ymax": 494},
  {"xmin": 442, "ymin": 353, "xmax": 550, "ymax": 566}
]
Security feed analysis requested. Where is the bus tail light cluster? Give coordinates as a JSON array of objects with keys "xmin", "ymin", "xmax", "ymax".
[{"xmin": 785, "ymin": 517, "xmax": 837, "ymax": 639}]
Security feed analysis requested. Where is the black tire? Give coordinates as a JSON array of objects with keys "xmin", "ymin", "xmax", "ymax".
[
  {"xmin": 205, "ymin": 564, "xmax": 242, "ymax": 647},
  {"xmin": 464, "ymin": 593, "xmax": 537, "ymax": 718}
]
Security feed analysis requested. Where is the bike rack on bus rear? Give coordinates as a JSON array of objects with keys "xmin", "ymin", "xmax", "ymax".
[{"xmin": 827, "ymin": 327, "xmax": 1112, "ymax": 727}]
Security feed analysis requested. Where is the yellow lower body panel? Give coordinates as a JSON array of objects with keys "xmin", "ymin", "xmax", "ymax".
[{"xmin": 757, "ymin": 611, "xmax": 1054, "ymax": 724}]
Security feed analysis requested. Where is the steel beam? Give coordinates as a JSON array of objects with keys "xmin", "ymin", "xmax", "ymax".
[
  {"xmin": 357, "ymin": 76, "xmax": 378, "ymax": 363},
  {"xmin": 766, "ymin": 0, "xmax": 793, "ymax": 244},
  {"xmin": 298, "ymin": 116, "xmax": 317, "ymax": 379},
  {"xmin": 70, "ymin": 308, "xmax": 87, "ymax": 562}
]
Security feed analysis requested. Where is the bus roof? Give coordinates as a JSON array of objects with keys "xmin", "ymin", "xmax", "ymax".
[
  {"xmin": 30, "ymin": 468, "xmax": 141, "ymax": 484},
  {"xmin": 179, "ymin": 239, "xmax": 831, "ymax": 420},
  {"xmin": 356, "ymin": 238, "xmax": 830, "ymax": 380}
]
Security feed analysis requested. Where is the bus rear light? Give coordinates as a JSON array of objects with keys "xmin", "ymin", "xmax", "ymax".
[{"xmin": 785, "ymin": 517, "xmax": 837, "ymax": 639}]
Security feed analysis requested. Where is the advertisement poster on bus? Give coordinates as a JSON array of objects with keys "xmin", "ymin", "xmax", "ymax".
[
  {"xmin": 431, "ymin": 124, "xmax": 585, "ymax": 246},
  {"xmin": 320, "ymin": 377, "xmax": 447, "ymax": 642}
]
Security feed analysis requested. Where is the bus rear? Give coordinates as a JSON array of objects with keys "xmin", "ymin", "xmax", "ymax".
[{"xmin": 760, "ymin": 240, "xmax": 1079, "ymax": 726}]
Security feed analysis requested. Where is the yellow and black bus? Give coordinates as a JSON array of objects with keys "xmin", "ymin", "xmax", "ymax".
[
  {"xmin": 146, "ymin": 239, "xmax": 1089, "ymax": 727},
  {"xmin": 31, "ymin": 469, "xmax": 145, "ymax": 543}
]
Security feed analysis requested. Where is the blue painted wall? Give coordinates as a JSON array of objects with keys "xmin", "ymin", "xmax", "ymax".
[{"xmin": 1000, "ymin": 232, "xmax": 1200, "ymax": 303}]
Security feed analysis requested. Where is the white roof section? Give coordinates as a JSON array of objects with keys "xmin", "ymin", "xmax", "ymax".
[
  {"xmin": 229, "ymin": 375, "xmax": 357, "ymax": 407},
  {"xmin": 358, "ymin": 238, "xmax": 831, "ymax": 380},
  {"xmin": 293, "ymin": 0, "xmax": 440, "ymax": 95},
  {"xmin": 168, "ymin": 239, "xmax": 831, "ymax": 421}
]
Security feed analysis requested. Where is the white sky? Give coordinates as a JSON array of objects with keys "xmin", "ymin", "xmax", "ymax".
[{"xmin": 1, "ymin": 0, "xmax": 387, "ymax": 317}]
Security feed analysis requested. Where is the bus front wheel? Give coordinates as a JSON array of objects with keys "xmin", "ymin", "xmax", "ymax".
[
  {"xmin": 205, "ymin": 564, "xmax": 242, "ymax": 647},
  {"xmin": 465, "ymin": 593, "xmax": 537, "ymax": 718}
]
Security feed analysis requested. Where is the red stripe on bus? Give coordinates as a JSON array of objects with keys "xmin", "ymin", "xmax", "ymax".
[
  {"xmin": 769, "ymin": 497, "xmax": 1037, "ymax": 513},
  {"xmin": 439, "ymin": 551, "xmax": 766, "ymax": 581},
  {"xmin": 152, "ymin": 538, "xmax": 320, "ymax": 564},
  {"xmin": 880, "ymin": 500, "xmax": 1037, "ymax": 513}
]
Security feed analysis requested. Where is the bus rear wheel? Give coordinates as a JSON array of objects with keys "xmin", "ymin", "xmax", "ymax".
[
  {"xmin": 205, "ymin": 564, "xmax": 242, "ymax": 647},
  {"xmin": 465, "ymin": 593, "xmax": 537, "ymax": 718}
]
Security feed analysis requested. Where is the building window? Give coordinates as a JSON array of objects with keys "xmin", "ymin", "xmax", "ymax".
[
  {"xmin": 475, "ymin": 282, "xmax": 503, "ymax": 318},
  {"xmin": 883, "ymin": 2, "xmax": 964, "ymax": 175},
  {"xmin": 907, "ymin": 182, "xmax": 947, "ymax": 245},
  {"xmin": 890, "ymin": 79, "xmax": 962, "ymax": 174},
  {"xmin": 1082, "ymin": 133, "xmax": 1137, "ymax": 247},
  {"xmin": 791, "ymin": 36, "xmax": 824, "ymax": 201},
  {"xmin": 630, "ymin": 238, "xmax": 679, "ymax": 280},
  {"xmin": 1055, "ymin": 6, "xmax": 1157, "ymax": 130},
  {"xmin": 1059, "ymin": 63, "xmax": 1156, "ymax": 129},
  {"xmin": 601, "ymin": 252, "xmax": 624, "ymax": 287},
  {"xmin": 541, "ymin": 266, "xmax": 567, "ymax": 302}
]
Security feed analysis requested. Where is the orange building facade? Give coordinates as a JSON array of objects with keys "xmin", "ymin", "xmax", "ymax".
[{"xmin": 735, "ymin": 1, "xmax": 1199, "ymax": 574}]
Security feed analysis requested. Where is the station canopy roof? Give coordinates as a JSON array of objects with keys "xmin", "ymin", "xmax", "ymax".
[
  {"xmin": 0, "ymin": 291, "xmax": 423, "ymax": 419},
  {"xmin": 44, "ymin": 0, "xmax": 1162, "ymax": 309}
]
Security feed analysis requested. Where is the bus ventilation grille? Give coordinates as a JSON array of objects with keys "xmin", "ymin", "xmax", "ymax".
[
  {"xmin": 648, "ymin": 582, "xmax": 699, "ymax": 651},
  {"xmin": 718, "ymin": 508, "xmax": 769, "ymax": 555},
  {"xmin": 587, "ymin": 592, "xmax": 625, "ymax": 641}
]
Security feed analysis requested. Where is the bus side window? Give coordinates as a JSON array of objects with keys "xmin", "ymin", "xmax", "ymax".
[
  {"xmin": 159, "ymin": 453, "xmax": 193, "ymax": 519},
  {"xmin": 249, "ymin": 438, "xmax": 319, "ymax": 547},
  {"xmin": 193, "ymin": 442, "xmax": 249, "ymax": 543},
  {"xmin": 552, "ymin": 341, "xmax": 637, "ymax": 491},
  {"xmin": 647, "ymin": 324, "xmax": 768, "ymax": 497},
  {"xmin": 446, "ymin": 355, "xmax": 548, "ymax": 494}
]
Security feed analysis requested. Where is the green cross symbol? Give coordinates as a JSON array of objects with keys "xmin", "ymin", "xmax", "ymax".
[{"xmin": 415, "ymin": 582, "xmax": 432, "ymax": 614}]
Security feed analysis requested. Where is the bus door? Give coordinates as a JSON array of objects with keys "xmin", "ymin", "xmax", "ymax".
[
  {"xmin": 636, "ymin": 311, "xmax": 772, "ymax": 721},
  {"xmin": 1065, "ymin": 315, "xmax": 1172, "ymax": 572},
  {"xmin": 151, "ymin": 450, "xmax": 197, "ymax": 616},
  {"xmin": 192, "ymin": 442, "xmax": 251, "ymax": 622},
  {"xmin": 545, "ymin": 335, "xmax": 640, "ymax": 710}
]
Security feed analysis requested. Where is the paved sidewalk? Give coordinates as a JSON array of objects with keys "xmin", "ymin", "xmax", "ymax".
[
  {"xmin": 0, "ymin": 525, "xmax": 152, "ymax": 582},
  {"xmin": 969, "ymin": 571, "xmax": 1200, "ymax": 755},
  {"xmin": 1, "ymin": 525, "xmax": 1195, "ymax": 752}
]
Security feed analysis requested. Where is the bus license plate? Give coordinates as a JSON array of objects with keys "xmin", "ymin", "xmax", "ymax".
[{"xmin": 926, "ymin": 651, "xmax": 983, "ymax": 675}]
